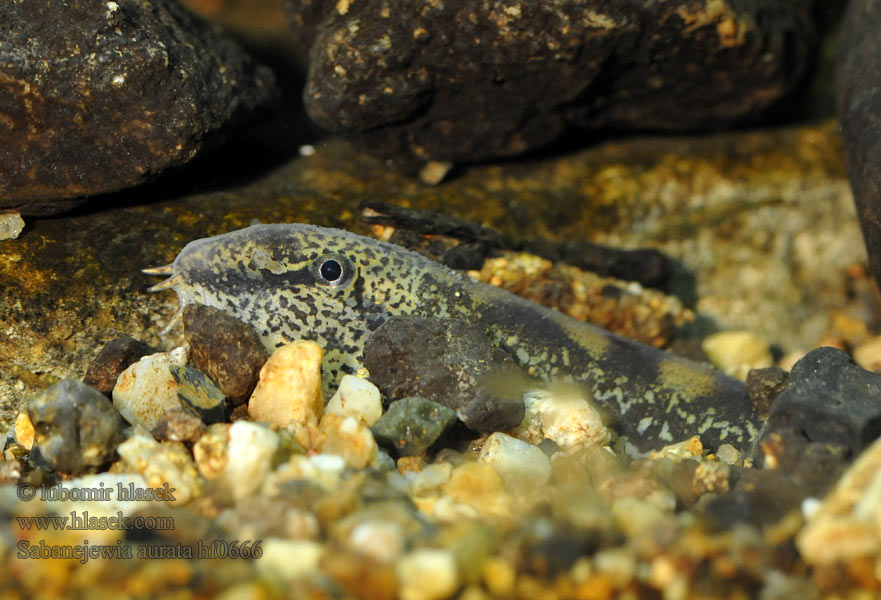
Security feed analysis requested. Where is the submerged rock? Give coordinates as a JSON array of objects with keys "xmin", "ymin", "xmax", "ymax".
[
  {"xmin": 838, "ymin": 0, "xmax": 881, "ymax": 292},
  {"xmin": 183, "ymin": 304, "xmax": 269, "ymax": 403},
  {"xmin": 287, "ymin": 0, "xmax": 816, "ymax": 167},
  {"xmin": 248, "ymin": 341, "xmax": 325, "ymax": 430},
  {"xmin": 112, "ymin": 349, "xmax": 189, "ymax": 430},
  {"xmin": 0, "ymin": 0, "xmax": 277, "ymax": 214},
  {"xmin": 27, "ymin": 378, "xmax": 124, "ymax": 475},
  {"xmin": 169, "ymin": 364, "xmax": 230, "ymax": 424},
  {"xmin": 754, "ymin": 347, "xmax": 881, "ymax": 460},
  {"xmin": 363, "ymin": 316, "xmax": 525, "ymax": 432},
  {"xmin": 371, "ymin": 397, "xmax": 457, "ymax": 457},
  {"xmin": 83, "ymin": 336, "xmax": 157, "ymax": 395}
]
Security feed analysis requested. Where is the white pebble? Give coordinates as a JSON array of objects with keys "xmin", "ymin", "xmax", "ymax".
[
  {"xmin": 0, "ymin": 212, "xmax": 25, "ymax": 240},
  {"xmin": 315, "ymin": 413, "xmax": 377, "ymax": 468},
  {"xmin": 397, "ymin": 548, "xmax": 459, "ymax": 600},
  {"xmin": 325, "ymin": 375, "xmax": 383, "ymax": 426},
  {"xmin": 702, "ymin": 330, "xmax": 773, "ymax": 380},
  {"xmin": 256, "ymin": 539, "xmax": 323, "ymax": 582},
  {"xmin": 112, "ymin": 350, "xmax": 187, "ymax": 430},
  {"xmin": 225, "ymin": 421, "xmax": 280, "ymax": 500},
  {"xmin": 348, "ymin": 519, "xmax": 405, "ymax": 563},
  {"xmin": 514, "ymin": 387, "xmax": 610, "ymax": 449},
  {"xmin": 116, "ymin": 430, "xmax": 201, "ymax": 504},
  {"xmin": 405, "ymin": 462, "xmax": 453, "ymax": 496},
  {"xmin": 478, "ymin": 432, "xmax": 551, "ymax": 490},
  {"xmin": 248, "ymin": 341, "xmax": 324, "ymax": 430}
]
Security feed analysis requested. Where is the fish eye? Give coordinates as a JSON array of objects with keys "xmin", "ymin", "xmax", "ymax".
[{"xmin": 312, "ymin": 254, "xmax": 355, "ymax": 287}]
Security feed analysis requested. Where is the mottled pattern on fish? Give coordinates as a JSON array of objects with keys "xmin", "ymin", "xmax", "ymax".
[{"xmin": 147, "ymin": 224, "xmax": 760, "ymax": 450}]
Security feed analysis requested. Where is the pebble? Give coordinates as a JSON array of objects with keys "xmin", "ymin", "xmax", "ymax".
[
  {"xmin": 371, "ymin": 396, "xmax": 458, "ymax": 456},
  {"xmin": 183, "ymin": 304, "xmax": 268, "ymax": 402},
  {"xmin": 755, "ymin": 347, "xmax": 881, "ymax": 459},
  {"xmin": 405, "ymin": 462, "xmax": 453, "ymax": 496},
  {"xmin": 852, "ymin": 334, "xmax": 881, "ymax": 372},
  {"xmin": 248, "ymin": 341, "xmax": 324, "ymax": 430},
  {"xmin": 477, "ymin": 432, "xmax": 552, "ymax": 491},
  {"xmin": 192, "ymin": 423, "xmax": 230, "ymax": 480},
  {"xmin": 442, "ymin": 462, "xmax": 511, "ymax": 520},
  {"xmin": 116, "ymin": 430, "xmax": 201, "ymax": 504},
  {"xmin": 396, "ymin": 548, "xmax": 459, "ymax": 600},
  {"xmin": 27, "ymin": 378, "xmax": 124, "ymax": 475},
  {"xmin": 363, "ymin": 315, "xmax": 525, "ymax": 432},
  {"xmin": 650, "ymin": 437, "xmax": 703, "ymax": 462},
  {"xmin": 225, "ymin": 421, "xmax": 281, "ymax": 500},
  {"xmin": 265, "ymin": 454, "xmax": 347, "ymax": 494},
  {"xmin": 715, "ymin": 444, "xmax": 742, "ymax": 465},
  {"xmin": 797, "ymin": 433, "xmax": 881, "ymax": 565},
  {"xmin": 745, "ymin": 366, "xmax": 789, "ymax": 418},
  {"xmin": 169, "ymin": 364, "xmax": 229, "ymax": 424},
  {"xmin": 513, "ymin": 387, "xmax": 611, "ymax": 449},
  {"xmin": 83, "ymin": 336, "xmax": 156, "ymax": 394},
  {"xmin": 314, "ymin": 413, "xmax": 377, "ymax": 469},
  {"xmin": 702, "ymin": 330, "xmax": 774, "ymax": 380},
  {"xmin": 151, "ymin": 406, "xmax": 206, "ymax": 443},
  {"xmin": 13, "ymin": 412, "xmax": 34, "ymax": 450},
  {"xmin": 112, "ymin": 349, "xmax": 188, "ymax": 430},
  {"xmin": 325, "ymin": 375, "xmax": 383, "ymax": 426},
  {"xmin": 0, "ymin": 211, "xmax": 25, "ymax": 240},
  {"xmin": 256, "ymin": 539, "xmax": 323, "ymax": 582}
]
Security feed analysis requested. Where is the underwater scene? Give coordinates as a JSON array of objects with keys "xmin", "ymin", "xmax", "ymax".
[{"xmin": 2, "ymin": 1, "xmax": 880, "ymax": 598}]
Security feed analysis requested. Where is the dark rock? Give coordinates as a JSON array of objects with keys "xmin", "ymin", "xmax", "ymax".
[
  {"xmin": 363, "ymin": 315, "xmax": 525, "ymax": 432},
  {"xmin": 169, "ymin": 364, "xmax": 229, "ymax": 424},
  {"xmin": 287, "ymin": 0, "xmax": 816, "ymax": 167},
  {"xmin": 0, "ymin": 0, "xmax": 277, "ymax": 215},
  {"xmin": 83, "ymin": 336, "xmax": 156, "ymax": 394},
  {"xmin": 441, "ymin": 243, "xmax": 488, "ymax": 271},
  {"xmin": 838, "ymin": 0, "xmax": 881, "ymax": 292},
  {"xmin": 745, "ymin": 365, "xmax": 789, "ymax": 418},
  {"xmin": 701, "ymin": 467, "xmax": 806, "ymax": 529},
  {"xmin": 27, "ymin": 378, "xmax": 124, "ymax": 475},
  {"xmin": 152, "ymin": 406, "xmax": 207, "ymax": 443},
  {"xmin": 183, "ymin": 304, "xmax": 268, "ymax": 403},
  {"xmin": 371, "ymin": 396, "xmax": 458, "ymax": 456},
  {"xmin": 753, "ymin": 347, "xmax": 881, "ymax": 459}
]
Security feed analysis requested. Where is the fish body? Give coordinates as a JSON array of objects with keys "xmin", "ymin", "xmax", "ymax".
[{"xmin": 148, "ymin": 224, "xmax": 760, "ymax": 450}]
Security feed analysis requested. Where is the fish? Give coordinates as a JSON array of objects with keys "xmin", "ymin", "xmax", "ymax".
[{"xmin": 145, "ymin": 223, "xmax": 760, "ymax": 451}]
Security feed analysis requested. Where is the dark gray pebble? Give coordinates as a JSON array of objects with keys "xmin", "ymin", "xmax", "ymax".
[
  {"xmin": 754, "ymin": 347, "xmax": 881, "ymax": 459},
  {"xmin": 169, "ymin": 364, "xmax": 229, "ymax": 424},
  {"xmin": 0, "ymin": 0, "xmax": 277, "ymax": 214},
  {"xmin": 287, "ymin": 0, "xmax": 816, "ymax": 168},
  {"xmin": 371, "ymin": 397, "xmax": 457, "ymax": 457},
  {"xmin": 183, "ymin": 304, "xmax": 268, "ymax": 403},
  {"xmin": 27, "ymin": 379, "xmax": 124, "ymax": 475},
  {"xmin": 83, "ymin": 336, "xmax": 156, "ymax": 394},
  {"xmin": 363, "ymin": 315, "xmax": 525, "ymax": 432}
]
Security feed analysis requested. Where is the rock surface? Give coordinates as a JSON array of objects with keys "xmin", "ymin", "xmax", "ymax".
[
  {"xmin": 27, "ymin": 378, "xmax": 124, "ymax": 475},
  {"xmin": 82, "ymin": 336, "xmax": 157, "ymax": 394},
  {"xmin": 0, "ymin": 0, "xmax": 277, "ymax": 214},
  {"xmin": 754, "ymin": 347, "xmax": 881, "ymax": 460},
  {"xmin": 183, "ymin": 304, "xmax": 269, "ymax": 402},
  {"xmin": 364, "ymin": 316, "xmax": 525, "ymax": 432},
  {"xmin": 286, "ymin": 0, "xmax": 817, "ymax": 167},
  {"xmin": 837, "ymin": 0, "xmax": 881, "ymax": 294}
]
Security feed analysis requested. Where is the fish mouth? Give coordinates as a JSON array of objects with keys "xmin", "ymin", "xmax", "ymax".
[{"xmin": 143, "ymin": 263, "xmax": 187, "ymax": 335}]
